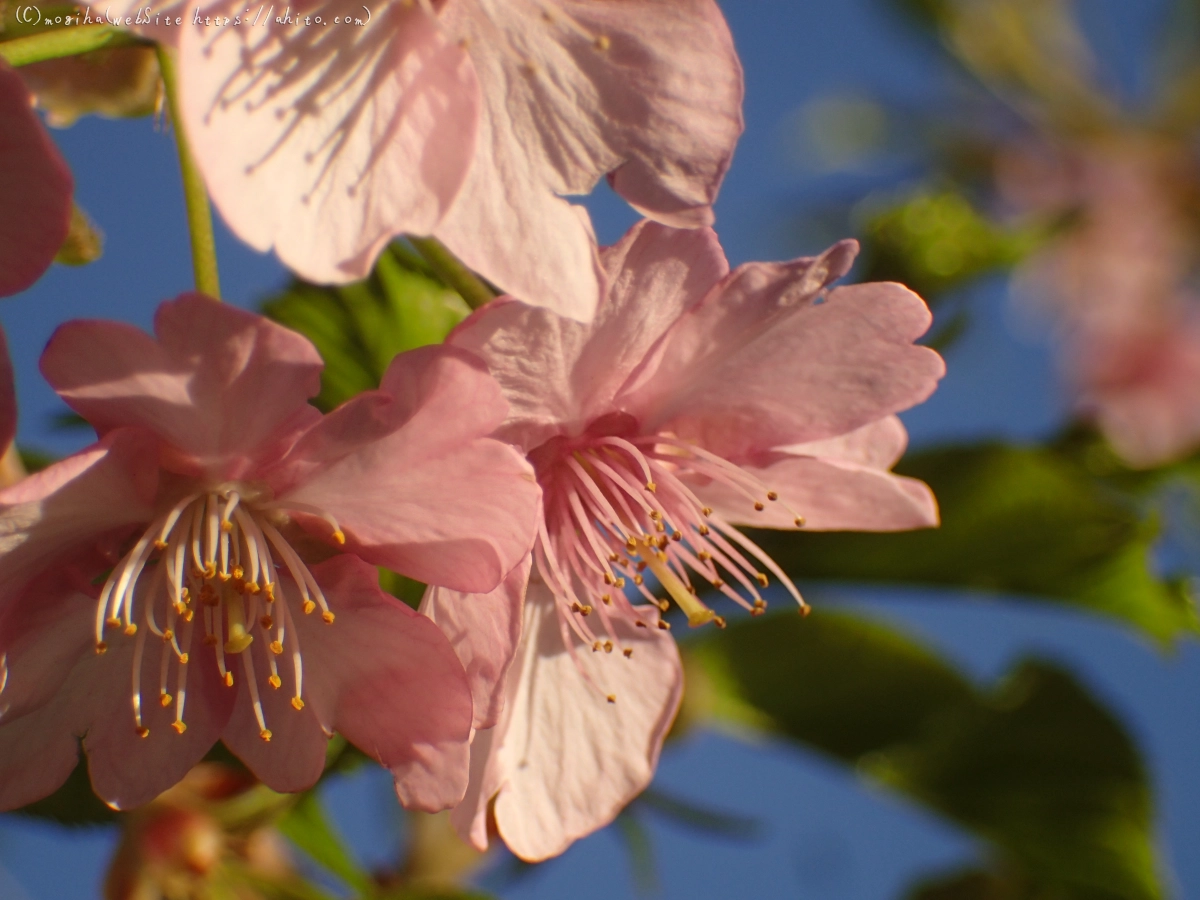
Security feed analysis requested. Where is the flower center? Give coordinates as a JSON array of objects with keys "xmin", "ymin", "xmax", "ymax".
[
  {"xmin": 534, "ymin": 428, "xmax": 809, "ymax": 687},
  {"xmin": 94, "ymin": 486, "xmax": 345, "ymax": 742}
]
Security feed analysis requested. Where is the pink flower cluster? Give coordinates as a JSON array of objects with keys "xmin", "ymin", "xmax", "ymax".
[{"xmin": 0, "ymin": 0, "xmax": 945, "ymax": 862}]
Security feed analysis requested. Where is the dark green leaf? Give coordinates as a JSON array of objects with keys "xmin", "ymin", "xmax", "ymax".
[
  {"xmin": 13, "ymin": 756, "xmax": 116, "ymax": 826},
  {"xmin": 262, "ymin": 244, "xmax": 470, "ymax": 411},
  {"xmin": 688, "ymin": 610, "xmax": 1163, "ymax": 900},
  {"xmin": 750, "ymin": 443, "xmax": 1198, "ymax": 642},
  {"xmin": 278, "ymin": 792, "xmax": 373, "ymax": 898},
  {"xmin": 904, "ymin": 867, "xmax": 1035, "ymax": 900}
]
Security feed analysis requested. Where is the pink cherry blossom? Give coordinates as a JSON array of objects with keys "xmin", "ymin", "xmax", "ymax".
[
  {"xmin": 0, "ymin": 63, "xmax": 73, "ymax": 297},
  {"xmin": 423, "ymin": 221, "xmax": 945, "ymax": 861},
  {"xmin": 170, "ymin": 0, "xmax": 743, "ymax": 320},
  {"xmin": 0, "ymin": 294, "xmax": 540, "ymax": 811}
]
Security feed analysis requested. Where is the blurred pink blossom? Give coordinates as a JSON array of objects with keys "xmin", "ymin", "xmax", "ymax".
[
  {"xmin": 1000, "ymin": 137, "xmax": 1200, "ymax": 465},
  {"xmin": 424, "ymin": 221, "xmax": 944, "ymax": 860},
  {"xmin": 0, "ymin": 295, "xmax": 540, "ymax": 811},
  {"xmin": 0, "ymin": 63, "xmax": 72, "ymax": 297},
  {"xmin": 169, "ymin": 0, "xmax": 743, "ymax": 320}
]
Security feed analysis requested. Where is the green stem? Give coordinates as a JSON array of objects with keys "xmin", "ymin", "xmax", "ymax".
[
  {"xmin": 409, "ymin": 237, "xmax": 496, "ymax": 309},
  {"xmin": 0, "ymin": 26, "xmax": 143, "ymax": 67},
  {"xmin": 156, "ymin": 44, "xmax": 221, "ymax": 299}
]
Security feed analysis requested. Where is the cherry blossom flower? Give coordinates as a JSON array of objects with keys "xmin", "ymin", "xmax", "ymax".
[
  {"xmin": 423, "ymin": 221, "xmax": 945, "ymax": 860},
  {"xmin": 169, "ymin": 0, "xmax": 743, "ymax": 320},
  {"xmin": 0, "ymin": 62, "xmax": 73, "ymax": 297},
  {"xmin": 0, "ymin": 294, "xmax": 540, "ymax": 811}
]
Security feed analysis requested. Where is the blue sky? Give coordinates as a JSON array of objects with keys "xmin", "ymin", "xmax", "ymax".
[{"xmin": 2, "ymin": 1, "xmax": 1197, "ymax": 898}]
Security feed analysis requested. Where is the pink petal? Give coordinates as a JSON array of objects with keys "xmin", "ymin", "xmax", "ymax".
[
  {"xmin": 84, "ymin": 623, "xmax": 235, "ymax": 810},
  {"xmin": 452, "ymin": 582, "xmax": 682, "ymax": 861},
  {"xmin": 625, "ymin": 246, "xmax": 946, "ymax": 460},
  {"xmin": 0, "ymin": 561, "xmax": 98, "ymax": 723},
  {"xmin": 0, "ymin": 671, "xmax": 90, "ymax": 811},
  {"xmin": 180, "ymin": 0, "xmax": 480, "ymax": 283},
  {"xmin": 0, "ymin": 429, "xmax": 158, "ymax": 604},
  {"xmin": 41, "ymin": 294, "xmax": 323, "ymax": 479},
  {"xmin": 220, "ymin": 632, "xmax": 329, "ymax": 795},
  {"xmin": 420, "ymin": 554, "xmax": 530, "ymax": 730},
  {"xmin": 699, "ymin": 418, "xmax": 939, "ymax": 531},
  {"xmin": 278, "ymin": 347, "xmax": 539, "ymax": 594},
  {"xmin": 448, "ymin": 222, "xmax": 728, "ymax": 449},
  {"xmin": 296, "ymin": 556, "xmax": 474, "ymax": 810},
  {"xmin": 0, "ymin": 63, "xmax": 72, "ymax": 297},
  {"xmin": 433, "ymin": 0, "xmax": 741, "ymax": 316}
]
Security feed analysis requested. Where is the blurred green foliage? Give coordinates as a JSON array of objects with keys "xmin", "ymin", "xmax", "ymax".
[
  {"xmin": 751, "ymin": 443, "xmax": 1199, "ymax": 643},
  {"xmin": 688, "ymin": 609, "xmax": 1163, "ymax": 900}
]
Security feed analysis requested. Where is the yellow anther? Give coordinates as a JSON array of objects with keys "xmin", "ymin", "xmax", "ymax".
[
  {"xmin": 220, "ymin": 519, "xmax": 233, "ymax": 533},
  {"xmin": 671, "ymin": 530, "xmax": 683, "ymax": 541},
  {"xmin": 302, "ymin": 600, "xmax": 316, "ymax": 615},
  {"xmin": 697, "ymin": 550, "xmax": 711, "ymax": 561},
  {"xmin": 655, "ymin": 520, "xmax": 666, "ymax": 533},
  {"xmin": 794, "ymin": 516, "xmax": 806, "ymax": 527},
  {"xmin": 702, "ymin": 507, "xmax": 713, "ymax": 516},
  {"xmin": 160, "ymin": 692, "xmax": 173, "ymax": 707},
  {"xmin": 203, "ymin": 562, "xmax": 216, "ymax": 579},
  {"xmin": 232, "ymin": 566, "xmax": 244, "ymax": 580},
  {"xmin": 172, "ymin": 720, "xmax": 188, "ymax": 734},
  {"xmin": 608, "ymin": 552, "xmax": 620, "ymax": 562},
  {"xmin": 180, "ymin": 588, "xmax": 190, "ymax": 602},
  {"xmin": 645, "ymin": 481, "xmax": 657, "ymax": 492},
  {"xmin": 270, "ymin": 640, "xmax": 283, "ymax": 655},
  {"xmin": 601, "ymin": 593, "xmax": 612, "ymax": 605},
  {"xmin": 657, "ymin": 600, "xmax": 670, "ymax": 612},
  {"xmin": 614, "ymin": 577, "xmax": 626, "ymax": 588},
  {"xmin": 331, "ymin": 530, "xmax": 345, "ymax": 545},
  {"xmin": 162, "ymin": 629, "xmax": 174, "ymax": 642},
  {"xmin": 263, "ymin": 582, "xmax": 275, "ymax": 601},
  {"xmin": 755, "ymin": 573, "xmax": 769, "ymax": 587},
  {"xmin": 658, "ymin": 620, "xmax": 671, "ymax": 630},
  {"xmin": 123, "ymin": 624, "xmax": 138, "ymax": 636},
  {"xmin": 217, "ymin": 570, "xmax": 232, "ymax": 583},
  {"xmin": 754, "ymin": 501, "xmax": 765, "ymax": 511},
  {"xmin": 636, "ymin": 620, "xmax": 647, "ymax": 628},
  {"xmin": 753, "ymin": 598, "xmax": 767, "ymax": 609},
  {"xmin": 604, "ymin": 572, "xmax": 614, "ymax": 585},
  {"xmin": 291, "ymin": 697, "xmax": 305, "ymax": 711},
  {"xmin": 259, "ymin": 729, "xmax": 272, "ymax": 742},
  {"xmin": 633, "ymin": 575, "xmax": 644, "ymax": 586},
  {"xmin": 714, "ymin": 616, "xmax": 727, "ymax": 629},
  {"xmin": 223, "ymin": 672, "xmax": 234, "ymax": 687},
  {"xmin": 268, "ymin": 674, "xmax": 282, "ymax": 689},
  {"xmin": 95, "ymin": 642, "xmax": 107, "ymax": 655},
  {"xmin": 246, "ymin": 581, "xmax": 261, "ymax": 595},
  {"xmin": 136, "ymin": 726, "xmax": 150, "ymax": 739},
  {"xmin": 712, "ymin": 578, "xmax": 725, "ymax": 588},
  {"xmin": 593, "ymin": 641, "xmax": 602, "ymax": 652},
  {"xmin": 153, "ymin": 539, "xmax": 168, "ymax": 551},
  {"xmin": 649, "ymin": 510, "xmax": 661, "ymax": 520},
  {"xmin": 105, "ymin": 617, "xmax": 121, "ymax": 628},
  {"xmin": 625, "ymin": 537, "xmax": 638, "ymax": 553},
  {"xmin": 321, "ymin": 611, "xmax": 335, "ymax": 624},
  {"xmin": 606, "ymin": 694, "xmax": 616, "ymax": 704},
  {"xmin": 624, "ymin": 648, "xmax": 634, "ymax": 658},
  {"xmin": 594, "ymin": 34, "xmax": 610, "ymax": 50},
  {"xmin": 581, "ymin": 605, "xmax": 593, "ymax": 616},
  {"xmin": 260, "ymin": 615, "xmax": 273, "ymax": 630},
  {"xmin": 604, "ymin": 641, "xmax": 613, "ymax": 653},
  {"xmin": 800, "ymin": 603, "xmax": 812, "ymax": 618},
  {"xmin": 182, "ymin": 609, "xmax": 194, "ymax": 623},
  {"xmin": 698, "ymin": 524, "xmax": 710, "ymax": 536},
  {"xmin": 767, "ymin": 491, "xmax": 779, "ymax": 501}
]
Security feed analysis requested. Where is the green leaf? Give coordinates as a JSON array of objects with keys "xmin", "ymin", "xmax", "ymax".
[
  {"xmin": 277, "ymin": 792, "xmax": 374, "ymax": 898},
  {"xmin": 688, "ymin": 610, "xmax": 1164, "ymax": 900},
  {"xmin": 262, "ymin": 244, "xmax": 470, "ymax": 412},
  {"xmin": 903, "ymin": 867, "xmax": 1034, "ymax": 900},
  {"xmin": 749, "ymin": 443, "xmax": 1198, "ymax": 643},
  {"xmin": 858, "ymin": 190, "xmax": 1044, "ymax": 302}
]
